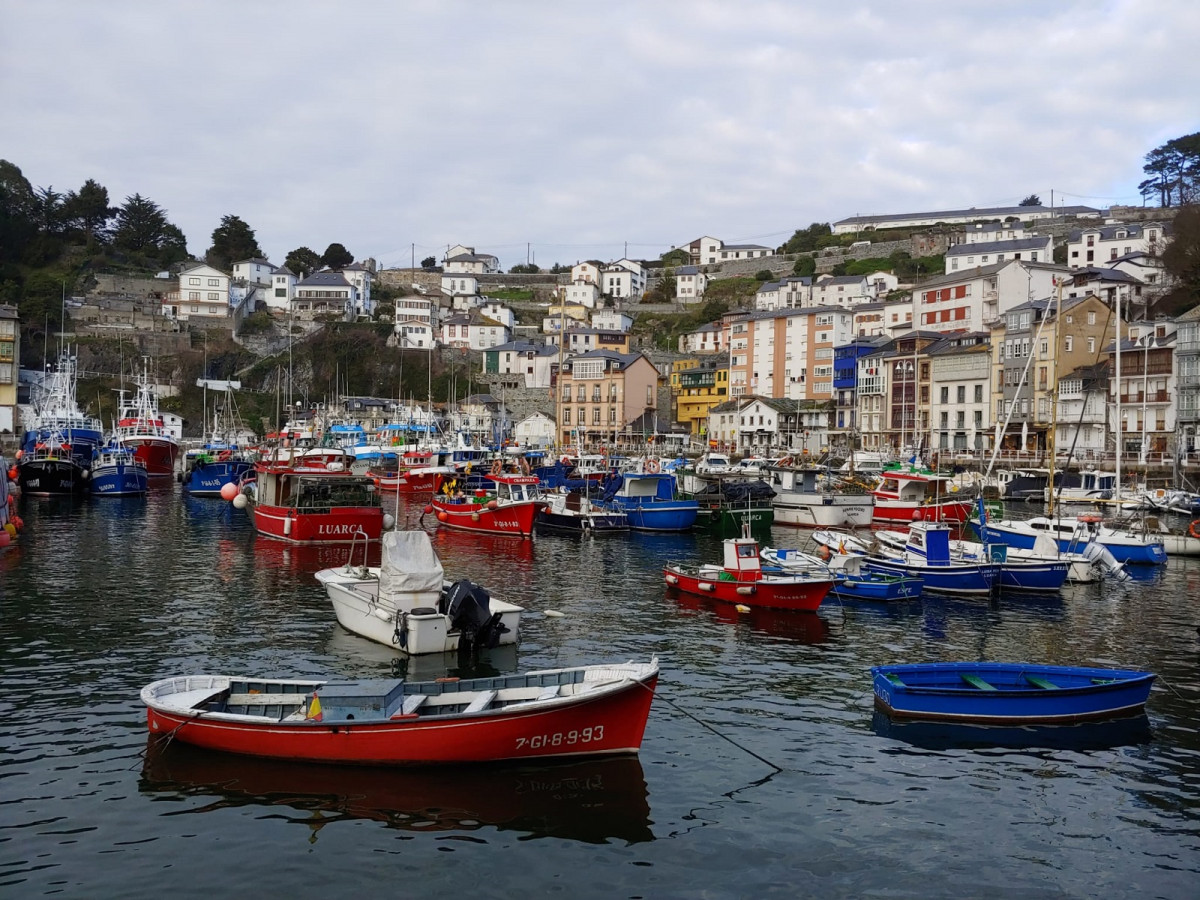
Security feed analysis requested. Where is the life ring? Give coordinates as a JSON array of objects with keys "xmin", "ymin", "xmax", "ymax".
[
  {"xmin": 490, "ymin": 459, "xmax": 502, "ymax": 476},
  {"xmin": 561, "ymin": 455, "xmax": 571, "ymax": 466},
  {"xmin": 645, "ymin": 458, "xmax": 660, "ymax": 474},
  {"xmin": 1190, "ymin": 520, "xmax": 1200, "ymax": 540},
  {"xmin": 1077, "ymin": 513, "xmax": 1103, "ymax": 523}
]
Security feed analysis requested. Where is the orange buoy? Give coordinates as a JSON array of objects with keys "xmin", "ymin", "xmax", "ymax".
[{"xmin": 1189, "ymin": 520, "xmax": 1200, "ymax": 540}]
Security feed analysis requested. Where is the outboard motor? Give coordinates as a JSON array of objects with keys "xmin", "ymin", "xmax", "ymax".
[{"xmin": 442, "ymin": 578, "xmax": 509, "ymax": 651}]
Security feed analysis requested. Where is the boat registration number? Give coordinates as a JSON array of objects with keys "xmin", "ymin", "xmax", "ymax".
[{"xmin": 516, "ymin": 725, "xmax": 604, "ymax": 750}]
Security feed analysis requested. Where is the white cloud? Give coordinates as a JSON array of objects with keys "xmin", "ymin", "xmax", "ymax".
[{"xmin": 1, "ymin": 0, "xmax": 1196, "ymax": 271}]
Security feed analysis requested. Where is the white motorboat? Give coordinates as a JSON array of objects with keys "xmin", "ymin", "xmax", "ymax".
[{"xmin": 315, "ymin": 531, "xmax": 523, "ymax": 655}]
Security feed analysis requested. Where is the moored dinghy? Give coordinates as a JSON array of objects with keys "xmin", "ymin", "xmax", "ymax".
[
  {"xmin": 141, "ymin": 658, "xmax": 660, "ymax": 765},
  {"xmin": 872, "ymin": 661, "xmax": 1156, "ymax": 724}
]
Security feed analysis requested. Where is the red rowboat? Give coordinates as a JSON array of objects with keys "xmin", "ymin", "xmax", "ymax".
[
  {"xmin": 429, "ymin": 473, "xmax": 547, "ymax": 538},
  {"xmin": 664, "ymin": 535, "xmax": 835, "ymax": 611},
  {"xmin": 241, "ymin": 447, "xmax": 386, "ymax": 544},
  {"xmin": 141, "ymin": 659, "xmax": 659, "ymax": 765}
]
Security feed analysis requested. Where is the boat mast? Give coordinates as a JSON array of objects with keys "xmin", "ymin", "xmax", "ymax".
[
  {"xmin": 1115, "ymin": 295, "xmax": 1122, "ymax": 505},
  {"xmin": 1048, "ymin": 278, "xmax": 1062, "ymax": 522}
]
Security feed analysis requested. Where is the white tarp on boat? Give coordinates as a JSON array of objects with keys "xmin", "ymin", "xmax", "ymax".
[{"xmin": 378, "ymin": 531, "xmax": 445, "ymax": 599}]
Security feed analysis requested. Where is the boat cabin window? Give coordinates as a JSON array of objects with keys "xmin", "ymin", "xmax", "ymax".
[{"xmin": 737, "ymin": 543, "xmax": 756, "ymax": 558}]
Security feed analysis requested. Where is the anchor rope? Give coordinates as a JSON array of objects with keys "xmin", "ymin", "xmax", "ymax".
[{"xmin": 641, "ymin": 681, "xmax": 782, "ymax": 773}]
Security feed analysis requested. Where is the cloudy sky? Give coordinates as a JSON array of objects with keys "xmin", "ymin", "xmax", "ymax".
[{"xmin": 3, "ymin": 1, "xmax": 1196, "ymax": 272}]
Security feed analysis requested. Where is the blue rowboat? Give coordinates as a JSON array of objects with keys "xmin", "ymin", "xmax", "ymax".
[
  {"xmin": 871, "ymin": 662, "xmax": 1156, "ymax": 724},
  {"xmin": 830, "ymin": 569, "xmax": 923, "ymax": 602}
]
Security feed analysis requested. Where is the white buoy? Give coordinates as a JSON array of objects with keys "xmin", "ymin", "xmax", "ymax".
[
  {"xmin": 383, "ymin": 513, "xmax": 396, "ymax": 529},
  {"xmin": 232, "ymin": 493, "xmax": 248, "ymax": 510},
  {"xmin": 544, "ymin": 610, "xmax": 565, "ymax": 618},
  {"xmin": 735, "ymin": 604, "xmax": 751, "ymax": 613}
]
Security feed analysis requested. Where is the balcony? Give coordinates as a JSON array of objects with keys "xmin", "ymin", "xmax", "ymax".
[{"xmin": 1119, "ymin": 391, "xmax": 1170, "ymax": 404}]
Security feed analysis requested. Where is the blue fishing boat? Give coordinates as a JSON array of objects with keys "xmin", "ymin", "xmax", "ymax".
[
  {"xmin": 600, "ymin": 472, "xmax": 698, "ymax": 532},
  {"xmin": 871, "ymin": 661, "xmax": 1156, "ymax": 724},
  {"xmin": 973, "ymin": 515, "xmax": 1166, "ymax": 566},
  {"xmin": 182, "ymin": 446, "xmax": 254, "ymax": 497},
  {"xmin": 90, "ymin": 444, "xmax": 149, "ymax": 496},
  {"xmin": 863, "ymin": 521, "xmax": 1000, "ymax": 595},
  {"xmin": 761, "ymin": 547, "xmax": 922, "ymax": 601}
]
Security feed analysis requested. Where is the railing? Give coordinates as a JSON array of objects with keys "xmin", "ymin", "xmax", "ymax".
[{"xmin": 1118, "ymin": 392, "xmax": 1170, "ymax": 404}]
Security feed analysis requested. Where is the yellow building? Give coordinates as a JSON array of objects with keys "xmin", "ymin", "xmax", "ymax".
[
  {"xmin": 0, "ymin": 306, "xmax": 18, "ymax": 435},
  {"xmin": 670, "ymin": 358, "xmax": 729, "ymax": 437}
]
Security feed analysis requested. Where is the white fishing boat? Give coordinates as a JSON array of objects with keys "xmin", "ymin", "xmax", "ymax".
[
  {"xmin": 764, "ymin": 463, "xmax": 874, "ymax": 528},
  {"xmin": 315, "ymin": 531, "xmax": 524, "ymax": 655}
]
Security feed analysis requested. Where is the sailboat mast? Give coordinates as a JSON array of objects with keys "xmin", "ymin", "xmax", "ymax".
[
  {"xmin": 1048, "ymin": 278, "xmax": 1063, "ymax": 521},
  {"xmin": 1115, "ymin": 296, "xmax": 1122, "ymax": 501}
]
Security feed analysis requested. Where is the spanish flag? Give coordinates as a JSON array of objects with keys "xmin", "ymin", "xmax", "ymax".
[{"xmin": 306, "ymin": 691, "xmax": 323, "ymax": 722}]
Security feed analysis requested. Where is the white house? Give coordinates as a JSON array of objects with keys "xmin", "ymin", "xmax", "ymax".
[
  {"xmin": 880, "ymin": 296, "xmax": 914, "ymax": 334},
  {"xmin": 340, "ymin": 262, "xmax": 374, "ymax": 317},
  {"xmin": 675, "ymin": 265, "xmax": 708, "ymax": 303},
  {"xmin": 394, "ymin": 294, "xmax": 437, "ymax": 328},
  {"xmin": 813, "ymin": 275, "xmax": 871, "ymax": 307},
  {"xmin": 1063, "ymin": 266, "xmax": 1146, "ymax": 313},
  {"xmin": 393, "ymin": 319, "xmax": 436, "ymax": 349},
  {"xmin": 175, "ymin": 264, "xmax": 234, "ymax": 321},
  {"xmin": 570, "ymin": 262, "xmax": 601, "ymax": 285},
  {"xmin": 266, "ymin": 266, "xmax": 296, "ymax": 312},
  {"xmin": 833, "ymin": 204, "xmax": 1100, "ymax": 235},
  {"xmin": 913, "ymin": 259, "xmax": 1069, "ymax": 333},
  {"xmin": 440, "ymin": 311, "xmax": 510, "ymax": 351},
  {"xmin": 946, "ymin": 235, "xmax": 1053, "ymax": 273},
  {"xmin": 718, "ymin": 243, "xmax": 772, "ymax": 261},
  {"xmin": 865, "ymin": 271, "xmax": 899, "ymax": 298},
  {"xmin": 961, "ymin": 221, "xmax": 1028, "ymax": 245},
  {"xmin": 443, "ymin": 245, "xmax": 501, "ymax": 275},
  {"xmin": 479, "ymin": 301, "xmax": 516, "ymax": 329},
  {"xmin": 441, "ymin": 273, "xmax": 479, "ymax": 299},
  {"xmin": 232, "ymin": 258, "xmax": 276, "ymax": 286},
  {"xmin": 292, "ymin": 271, "xmax": 355, "ymax": 321},
  {"xmin": 926, "ymin": 332, "xmax": 991, "ymax": 451},
  {"xmin": 484, "ymin": 341, "xmax": 558, "ymax": 389},
  {"xmin": 755, "ymin": 276, "xmax": 813, "ymax": 311},
  {"xmin": 591, "ymin": 310, "xmax": 632, "ymax": 332},
  {"xmin": 1067, "ymin": 222, "xmax": 1169, "ymax": 268},
  {"xmin": 514, "ymin": 411, "xmax": 557, "ymax": 449},
  {"xmin": 562, "ymin": 279, "xmax": 600, "ymax": 308},
  {"xmin": 679, "ymin": 320, "xmax": 725, "ymax": 354},
  {"xmin": 602, "ymin": 259, "xmax": 646, "ymax": 300}
]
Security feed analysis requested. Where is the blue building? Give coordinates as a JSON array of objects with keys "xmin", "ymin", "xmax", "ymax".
[{"xmin": 833, "ymin": 336, "xmax": 891, "ymax": 436}]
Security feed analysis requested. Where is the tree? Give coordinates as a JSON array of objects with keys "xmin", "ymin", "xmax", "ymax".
[
  {"xmin": 1138, "ymin": 132, "xmax": 1200, "ymax": 207},
  {"xmin": 321, "ymin": 243, "xmax": 353, "ymax": 269},
  {"xmin": 1019, "ymin": 194, "xmax": 1042, "ymax": 207},
  {"xmin": 421, "ymin": 255, "xmax": 437, "ymax": 269},
  {"xmin": 781, "ymin": 222, "xmax": 833, "ymax": 254},
  {"xmin": 1157, "ymin": 203, "xmax": 1200, "ymax": 314},
  {"xmin": 33, "ymin": 186, "xmax": 66, "ymax": 235},
  {"xmin": 661, "ymin": 248, "xmax": 689, "ymax": 267},
  {"xmin": 509, "ymin": 263, "xmax": 539, "ymax": 274},
  {"xmin": 285, "ymin": 247, "xmax": 322, "ymax": 279},
  {"xmin": 63, "ymin": 178, "xmax": 116, "ymax": 247},
  {"xmin": 792, "ymin": 256, "xmax": 816, "ymax": 277},
  {"xmin": 112, "ymin": 193, "xmax": 187, "ymax": 264},
  {"xmin": 754, "ymin": 269, "xmax": 774, "ymax": 281},
  {"xmin": 0, "ymin": 160, "xmax": 36, "ymax": 264},
  {"xmin": 207, "ymin": 215, "xmax": 263, "ymax": 270}
]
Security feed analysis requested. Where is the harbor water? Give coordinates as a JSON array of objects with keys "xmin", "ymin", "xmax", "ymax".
[{"xmin": 1, "ymin": 487, "xmax": 1198, "ymax": 898}]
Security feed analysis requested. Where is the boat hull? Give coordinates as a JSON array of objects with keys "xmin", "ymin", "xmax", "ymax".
[
  {"xmin": 431, "ymin": 498, "xmax": 544, "ymax": 538},
  {"xmin": 248, "ymin": 502, "xmax": 384, "ymax": 544},
  {"xmin": 374, "ymin": 471, "xmax": 444, "ymax": 493},
  {"xmin": 872, "ymin": 662, "xmax": 1156, "ymax": 724},
  {"xmin": 614, "ymin": 501, "xmax": 698, "ymax": 532},
  {"xmin": 872, "ymin": 499, "xmax": 973, "ymax": 525},
  {"xmin": 322, "ymin": 577, "xmax": 522, "ymax": 655},
  {"xmin": 830, "ymin": 572, "xmax": 923, "ymax": 601},
  {"xmin": 864, "ymin": 557, "xmax": 999, "ymax": 595},
  {"xmin": 142, "ymin": 670, "xmax": 658, "ymax": 765},
  {"xmin": 184, "ymin": 460, "xmax": 254, "ymax": 496},
  {"xmin": 536, "ymin": 509, "xmax": 629, "ymax": 534},
  {"xmin": 122, "ymin": 436, "xmax": 179, "ymax": 477},
  {"xmin": 773, "ymin": 495, "xmax": 874, "ymax": 528},
  {"xmin": 663, "ymin": 566, "xmax": 832, "ymax": 611},
  {"xmin": 90, "ymin": 462, "xmax": 149, "ymax": 496},
  {"xmin": 16, "ymin": 459, "xmax": 85, "ymax": 496}
]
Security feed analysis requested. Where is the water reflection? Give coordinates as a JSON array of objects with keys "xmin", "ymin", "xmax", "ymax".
[
  {"xmin": 140, "ymin": 738, "xmax": 654, "ymax": 844},
  {"xmin": 668, "ymin": 588, "xmax": 831, "ymax": 644},
  {"xmin": 871, "ymin": 710, "xmax": 1154, "ymax": 752}
]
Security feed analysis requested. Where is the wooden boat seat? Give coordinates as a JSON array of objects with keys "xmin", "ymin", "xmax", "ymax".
[
  {"xmin": 462, "ymin": 690, "xmax": 497, "ymax": 713},
  {"xmin": 1023, "ymin": 674, "xmax": 1060, "ymax": 690},
  {"xmin": 537, "ymin": 685, "xmax": 561, "ymax": 701},
  {"xmin": 960, "ymin": 673, "xmax": 998, "ymax": 691},
  {"xmin": 398, "ymin": 694, "xmax": 427, "ymax": 716},
  {"xmin": 884, "ymin": 673, "xmax": 906, "ymax": 687}
]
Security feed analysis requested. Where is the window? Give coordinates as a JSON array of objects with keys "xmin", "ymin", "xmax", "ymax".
[
  {"xmin": 593, "ymin": 408, "xmax": 601, "ymax": 425},
  {"xmin": 974, "ymin": 385, "xmax": 983, "ymax": 403},
  {"xmin": 940, "ymin": 386, "xmax": 949, "ymax": 403},
  {"xmin": 957, "ymin": 386, "xmax": 966, "ymax": 404},
  {"xmin": 577, "ymin": 386, "xmax": 586, "ymax": 401},
  {"xmin": 647, "ymin": 385, "xmax": 653, "ymax": 405},
  {"xmin": 190, "ymin": 305, "xmax": 199, "ymax": 313},
  {"xmin": 1040, "ymin": 340, "xmax": 1048, "ymax": 357},
  {"xmin": 1088, "ymin": 337, "xmax": 1096, "ymax": 353},
  {"xmin": 563, "ymin": 409, "xmax": 571, "ymax": 425},
  {"xmin": 188, "ymin": 291, "xmax": 199, "ymax": 301},
  {"xmin": 940, "ymin": 411, "xmax": 949, "ymax": 428},
  {"xmin": 956, "ymin": 411, "xmax": 965, "ymax": 428},
  {"xmin": 1087, "ymin": 311, "xmax": 1096, "ymax": 325},
  {"xmin": 208, "ymin": 278, "xmax": 219, "ymax": 287}
]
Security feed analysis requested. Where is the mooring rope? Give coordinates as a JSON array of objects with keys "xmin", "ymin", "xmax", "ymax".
[{"xmin": 643, "ymin": 682, "xmax": 782, "ymax": 773}]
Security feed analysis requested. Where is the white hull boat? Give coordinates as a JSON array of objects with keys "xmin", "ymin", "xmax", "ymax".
[{"xmin": 315, "ymin": 531, "xmax": 523, "ymax": 655}]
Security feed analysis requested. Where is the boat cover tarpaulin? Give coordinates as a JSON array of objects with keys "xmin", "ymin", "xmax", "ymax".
[{"xmin": 378, "ymin": 531, "xmax": 445, "ymax": 598}]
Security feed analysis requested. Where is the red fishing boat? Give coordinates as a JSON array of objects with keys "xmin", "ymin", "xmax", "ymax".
[
  {"xmin": 113, "ymin": 361, "xmax": 179, "ymax": 477},
  {"xmin": 428, "ymin": 473, "xmax": 547, "ymax": 538},
  {"xmin": 140, "ymin": 659, "xmax": 659, "ymax": 765},
  {"xmin": 372, "ymin": 450, "xmax": 455, "ymax": 494},
  {"xmin": 663, "ymin": 534, "xmax": 835, "ymax": 611},
  {"xmin": 870, "ymin": 466, "xmax": 972, "ymax": 525},
  {"xmin": 238, "ymin": 446, "xmax": 388, "ymax": 544}
]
